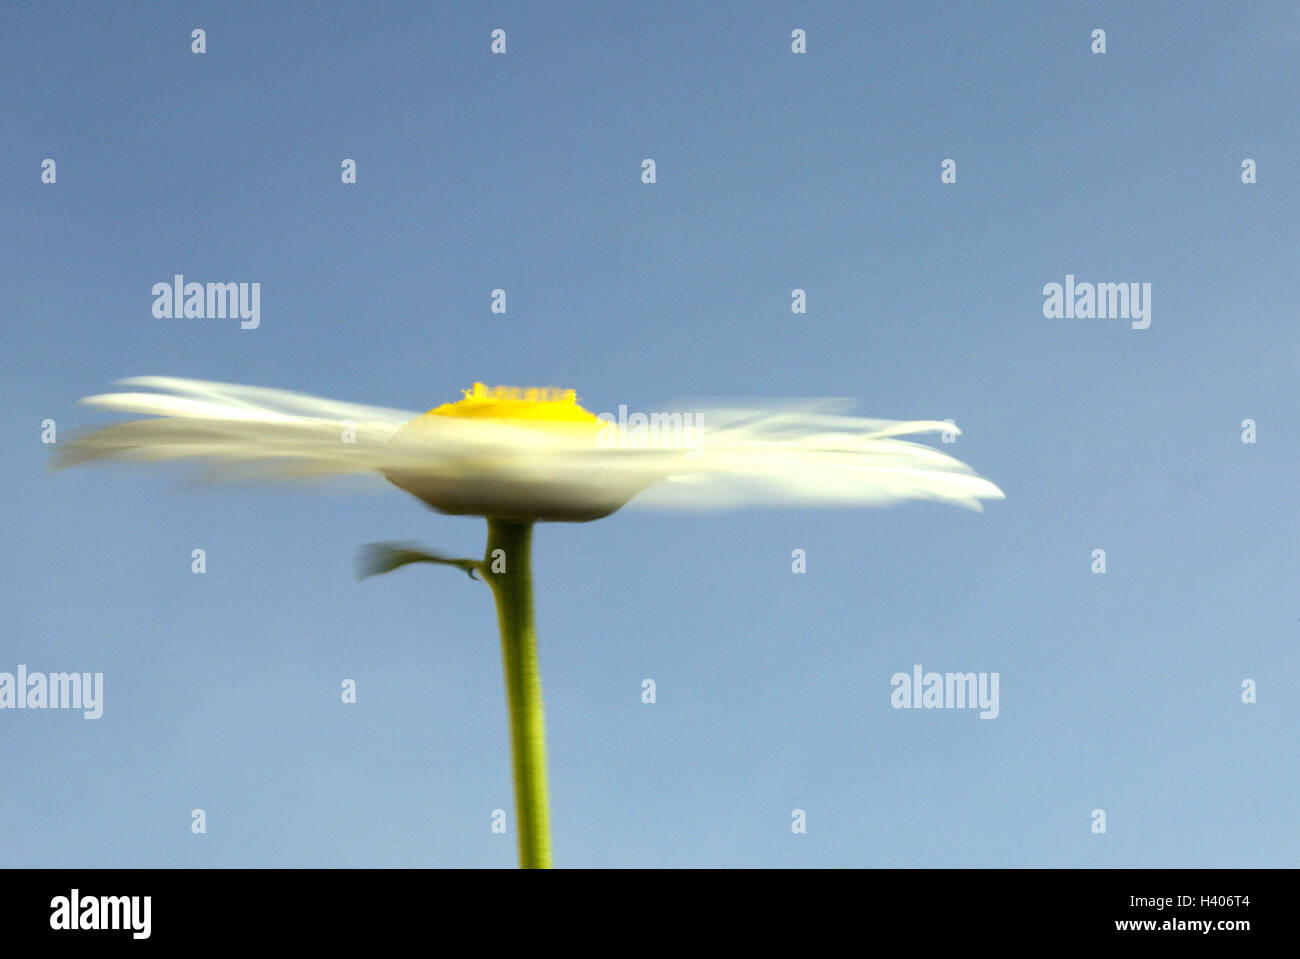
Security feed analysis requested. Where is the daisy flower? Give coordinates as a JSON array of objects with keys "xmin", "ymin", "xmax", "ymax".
[{"xmin": 53, "ymin": 376, "xmax": 1004, "ymax": 867}]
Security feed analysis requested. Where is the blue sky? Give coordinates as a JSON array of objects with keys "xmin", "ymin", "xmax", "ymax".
[{"xmin": 2, "ymin": 1, "xmax": 1296, "ymax": 866}]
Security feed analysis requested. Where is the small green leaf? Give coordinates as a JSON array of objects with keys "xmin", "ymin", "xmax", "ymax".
[{"xmin": 356, "ymin": 542, "xmax": 483, "ymax": 581}]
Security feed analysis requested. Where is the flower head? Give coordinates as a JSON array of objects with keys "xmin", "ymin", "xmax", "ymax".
[{"xmin": 52, "ymin": 376, "xmax": 1005, "ymax": 520}]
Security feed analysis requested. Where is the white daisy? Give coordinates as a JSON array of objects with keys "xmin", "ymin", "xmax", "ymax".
[{"xmin": 54, "ymin": 375, "xmax": 1004, "ymax": 868}]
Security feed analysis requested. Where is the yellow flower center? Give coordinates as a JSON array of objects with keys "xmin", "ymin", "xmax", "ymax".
[{"xmin": 422, "ymin": 382, "xmax": 601, "ymax": 425}]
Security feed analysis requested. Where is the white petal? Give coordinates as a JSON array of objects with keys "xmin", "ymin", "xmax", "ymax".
[{"xmin": 52, "ymin": 379, "xmax": 1005, "ymax": 518}]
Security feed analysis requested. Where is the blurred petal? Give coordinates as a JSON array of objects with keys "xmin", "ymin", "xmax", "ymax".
[{"xmin": 52, "ymin": 377, "xmax": 416, "ymax": 480}]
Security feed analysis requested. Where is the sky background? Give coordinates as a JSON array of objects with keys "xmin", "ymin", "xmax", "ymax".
[{"xmin": 2, "ymin": 1, "xmax": 1297, "ymax": 867}]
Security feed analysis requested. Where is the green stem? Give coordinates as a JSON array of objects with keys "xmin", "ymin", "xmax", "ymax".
[{"xmin": 484, "ymin": 519, "xmax": 552, "ymax": 868}]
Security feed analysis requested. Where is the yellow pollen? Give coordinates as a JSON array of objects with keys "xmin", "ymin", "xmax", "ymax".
[{"xmin": 421, "ymin": 382, "xmax": 601, "ymax": 424}]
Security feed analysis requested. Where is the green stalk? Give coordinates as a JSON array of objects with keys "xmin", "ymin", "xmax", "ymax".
[{"xmin": 484, "ymin": 519, "xmax": 552, "ymax": 868}]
